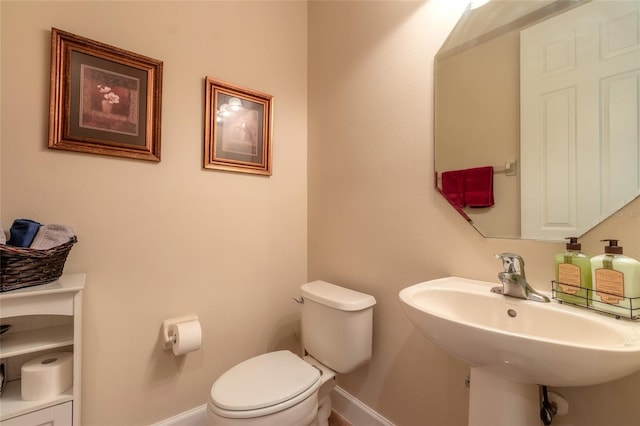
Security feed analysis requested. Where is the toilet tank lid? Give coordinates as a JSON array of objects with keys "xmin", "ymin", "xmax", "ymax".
[{"xmin": 301, "ymin": 281, "xmax": 376, "ymax": 311}]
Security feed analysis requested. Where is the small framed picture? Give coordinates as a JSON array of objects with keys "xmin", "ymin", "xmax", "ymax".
[
  {"xmin": 204, "ymin": 77, "xmax": 273, "ymax": 175},
  {"xmin": 49, "ymin": 28, "xmax": 163, "ymax": 162}
]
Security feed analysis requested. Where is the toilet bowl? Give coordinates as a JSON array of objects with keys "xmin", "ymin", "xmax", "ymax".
[
  {"xmin": 207, "ymin": 351, "xmax": 336, "ymax": 426},
  {"xmin": 207, "ymin": 281, "xmax": 376, "ymax": 426}
]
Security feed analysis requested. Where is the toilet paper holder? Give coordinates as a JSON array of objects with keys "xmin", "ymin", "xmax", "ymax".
[{"xmin": 161, "ymin": 315, "xmax": 199, "ymax": 350}]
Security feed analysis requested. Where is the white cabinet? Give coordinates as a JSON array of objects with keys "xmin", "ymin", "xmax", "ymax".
[
  {"xmin": 1, "ymin": 401, "xmax": 72, "ymax": 426},
  {"xmin": 0, "ymin": 275, "xmax": 85, "ymax": 425}
]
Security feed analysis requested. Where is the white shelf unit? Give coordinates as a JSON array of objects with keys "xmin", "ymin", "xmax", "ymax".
[{"xmin": 0, "ymin": 274, "xmax": 85, "ymax": 425}]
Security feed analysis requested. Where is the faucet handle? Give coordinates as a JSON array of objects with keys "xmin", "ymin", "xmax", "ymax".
[{"xmin": 495, "ymin": 253, "xmax": 525, "ymax": 275}]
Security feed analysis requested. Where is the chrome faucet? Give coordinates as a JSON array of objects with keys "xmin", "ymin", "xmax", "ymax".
[{"xmin": 491, "ymin": 253, "xmax": 550, "ymax": 302}]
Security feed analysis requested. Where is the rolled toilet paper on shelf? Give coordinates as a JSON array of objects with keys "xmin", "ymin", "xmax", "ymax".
[
  {"xmin": 169, "ymin": 320, "xmax": 202, "ymax": 356},
  {"xmin": 21, "ymin": 352, "xmax": 73, "ymax": 401}
]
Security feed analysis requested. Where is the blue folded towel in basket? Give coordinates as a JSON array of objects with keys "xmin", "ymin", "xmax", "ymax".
[{"xmin": 6, "ymin": 219, "xmax": 42, "ymax": 247}]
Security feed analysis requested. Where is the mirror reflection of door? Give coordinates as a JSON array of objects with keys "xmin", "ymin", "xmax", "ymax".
[
  {"xmin": 434, "ymin": 1, "xmax": 640, "ymax": 241},
  {"xmin": 521, "ymin": 1, "xmax": 640, "ymax": 240}
]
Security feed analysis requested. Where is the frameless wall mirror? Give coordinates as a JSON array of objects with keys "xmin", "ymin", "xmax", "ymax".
[{"xmin": 434, "ymin": 0, "xmax": 640, "ymax": 241}]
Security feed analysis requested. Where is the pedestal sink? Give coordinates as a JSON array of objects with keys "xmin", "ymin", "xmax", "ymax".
[{"xmin": 399, "ymin": 277, "xmax": 640, "ymax": 426}]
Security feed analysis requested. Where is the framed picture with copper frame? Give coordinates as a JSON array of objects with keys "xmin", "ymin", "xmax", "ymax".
[
  {"xmin": 204, "ymin": 77, "xmax": 273, "ymax": 175},
  {"xmin": 49, "ymin": 28, "xmax": 163, "ymax": 162}
]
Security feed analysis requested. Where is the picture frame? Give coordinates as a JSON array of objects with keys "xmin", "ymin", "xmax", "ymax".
[
  {"xmin": 49, "ymin": 28, "xmax": 163, "ymax": 162},
  {"xmin": 204, "ymin": 77, "xmax": 273, "ymax": 175}
]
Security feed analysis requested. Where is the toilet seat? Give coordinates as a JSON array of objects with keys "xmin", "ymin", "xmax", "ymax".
[{"xmin": 209, "ymin": 350, "xmax": 321, "ymax": 419}]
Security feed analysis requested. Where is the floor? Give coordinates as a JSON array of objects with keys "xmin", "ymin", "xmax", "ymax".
[
  {"xmin": 157, "ymin": 406, "xmax": 351, "ymax": 426},
  {"xmin": 328, "ymin": 410, "xmax": 352, "ymax": 426}
]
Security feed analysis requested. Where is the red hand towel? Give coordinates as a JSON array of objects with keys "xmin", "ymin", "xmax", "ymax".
[
  {"xmin": 442, "ymin": 170, "xmax": 465, "ymax": 208},
  {"xmin": 464, "ymin": 166, "xmax": 494, "ymax": 207}
]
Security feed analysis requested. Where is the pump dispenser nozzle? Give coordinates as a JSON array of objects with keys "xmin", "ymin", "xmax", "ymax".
[
  {"xmin": 565, "ymin": 237, "xmax": 581, "ymax": 250},
  {"xmin": 601, "ymin": 239, "xmax": 623, "ymax": 254}
]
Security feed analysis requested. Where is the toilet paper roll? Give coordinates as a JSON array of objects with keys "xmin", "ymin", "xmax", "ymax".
[
  {"xmin": 21, "ymin": 351, "xmax": 73, "ymax": 401},
  {"xmin": 170, "ymin": 320, "xmax": 202, "ymax": 356}
]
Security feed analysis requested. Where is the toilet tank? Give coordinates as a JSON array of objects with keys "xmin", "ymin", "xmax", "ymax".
[{"xmin": 300, "ymin": 281, "xmax": 376, "ymax": 374}]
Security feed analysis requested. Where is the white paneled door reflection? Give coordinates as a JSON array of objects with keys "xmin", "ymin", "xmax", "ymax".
[{"xmin": 521, "ymin": 1, "xmax": 640, "ymax": 240}]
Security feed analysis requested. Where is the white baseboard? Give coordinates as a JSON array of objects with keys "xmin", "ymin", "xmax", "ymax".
[
  {"xmin": 153, "ymin": 387, "xmax": 394, "ymax": 426},
  {"xmin": 152, "ymin": 404, "xmax": 207, "ymax": 426},
  {"xmin": 332, "ymin": 386, "xmax": 395, "ymax": 426}
]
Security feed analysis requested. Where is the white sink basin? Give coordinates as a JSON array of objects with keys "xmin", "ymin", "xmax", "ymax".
[{"xmin": 399, "ymin": 277, "xmax": 640, "ymax": 387}]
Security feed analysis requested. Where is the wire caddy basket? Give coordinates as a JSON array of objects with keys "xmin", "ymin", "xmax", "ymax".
[{"xmin": 551, "ymin": 280, "xmax": 640, "ymax": 320}]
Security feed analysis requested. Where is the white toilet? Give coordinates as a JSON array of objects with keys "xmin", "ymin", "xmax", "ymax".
[{"xmin": 207, "ymin": 280, "xmax": 376, "ymax": 426}]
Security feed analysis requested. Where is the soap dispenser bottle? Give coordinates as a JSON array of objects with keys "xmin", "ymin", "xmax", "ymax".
[
  {"xmin": 590, "ymin": 239, "xmax": 640, "ymax": 318},
  {"xmin": 554, "ymin": 237, "xmax": 591, "ymax": 306}
]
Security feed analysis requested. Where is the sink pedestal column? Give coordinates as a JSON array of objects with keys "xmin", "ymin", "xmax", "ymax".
[{"xmin": 469, "ymin": 367, "xmax": 539, "ymax": 426}]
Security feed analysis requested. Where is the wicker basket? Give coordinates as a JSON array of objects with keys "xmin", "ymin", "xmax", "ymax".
[{"xmin": 0, "ymin": 236, "xmax": 77, "ymax": 292}]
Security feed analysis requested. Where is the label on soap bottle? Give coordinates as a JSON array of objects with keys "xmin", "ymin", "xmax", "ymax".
[
  {"xmin": 558, "ymin": 263, "xmax": 581, "ymax": 294},
  {"xmin": 595, "ymin": 268, "xmax": 624, "ymax": 304}
]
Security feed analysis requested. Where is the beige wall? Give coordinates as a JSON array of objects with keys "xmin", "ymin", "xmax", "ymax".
[
  {"xmin": 309, "ymin": 1, "xmax": 640, "ymax": 426},
  {"xmin": 2, "ymin": 1, "xmax": 640, "ymax": 426},
  {"xmin": 1, "ymin": 1, "xmax": 307, "ymax": 424}
]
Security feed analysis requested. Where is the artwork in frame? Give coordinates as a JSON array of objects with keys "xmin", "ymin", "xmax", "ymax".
[
  {"xmin": 204, "ymin": 77, "xmax": 273, "ymax": 175},
  {"xmin": 49, "ymin": 28, "xmax": 163, "ymax": 162}
]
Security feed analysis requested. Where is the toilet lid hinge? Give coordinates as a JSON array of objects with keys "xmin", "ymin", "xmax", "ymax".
[{"xmin": 311, "ymin": 364, "xmax": 323, "ymax": 376}]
